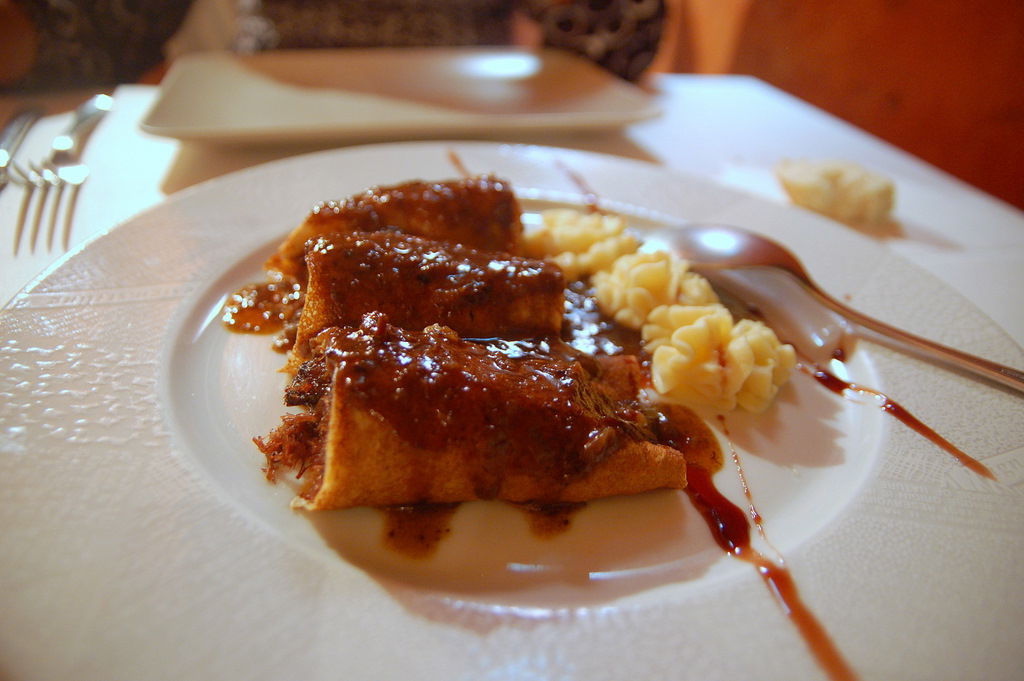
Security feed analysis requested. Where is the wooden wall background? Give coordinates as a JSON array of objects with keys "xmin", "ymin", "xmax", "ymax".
[{"xmin": 657, "ymin": 0, "xmax": 1024, "ymax": 210}]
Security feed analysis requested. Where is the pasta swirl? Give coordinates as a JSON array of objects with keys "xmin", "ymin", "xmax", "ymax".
[
  {"xmin": 644, "ymin": 305, "xmax": 796, "ymax": 412},
  {"xmin": 593, "ymin": 251, "xmax": 719, "ymax": 329},
  {"xmin": 523, "ymin": 209, "xmax": 640, "ymax": 280}
]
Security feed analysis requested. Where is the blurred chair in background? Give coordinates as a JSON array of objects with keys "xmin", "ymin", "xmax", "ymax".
[
  {"xmin": 0, "ymin": 0, "xmax": 193, "ymax": 90},
  {"xmin": 230, "ymin": 0, "xmax": 667, "ymax": 81}
]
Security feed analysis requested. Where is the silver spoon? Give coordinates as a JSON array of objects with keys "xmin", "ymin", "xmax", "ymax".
[{"xmin": 651, "ymin": 223, "xmax": 1024, "ymax": 394}]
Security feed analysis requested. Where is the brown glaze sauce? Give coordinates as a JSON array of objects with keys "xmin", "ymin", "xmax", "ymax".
[
  {"xmin": 515, "ymin": 501, "xmax": 588, "ymax": 538},
  {"xmin": 300, "ymin": 231, "xmax": 566, "ymax": 346},
  {"xmin": 799, "ymin": 363, "xmax": 995, "ymax": 480},
  {"xmin": 221, "ymin": 276, "xmax": 303, "ymax": 336},
  {"xmin": 298, "ymin": 175, "xmax": 524, "ymax": 260},
  {"xmin": 383, "ymin": 503, "xmax": 459, "ymax": 559},
  {"xmin": 313, "ymin": 315, "xmax": 652, "ymax": 493},
  {"xmin": 563, "ymin": 281, "xmax": 646, "ymax": 357},
  {"xmin": 385, "ymin": 501, "xmax": 587, "ymax": 555}
]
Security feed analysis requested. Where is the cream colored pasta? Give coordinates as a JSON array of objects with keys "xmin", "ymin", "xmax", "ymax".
[
  {"xmin": 644, "ymin": 304, "xmax": 796, "ymax": 413},
  {"xmin": 530, "ymin": 206, "xmax": 794, "ymax": 412},
  {"xmin": 592, "ymin": 251, "xmax": 719, "ymax": 329},
  {"xmin": 523, "ymin": 209, "xmax": 639, "ymax": 280}
]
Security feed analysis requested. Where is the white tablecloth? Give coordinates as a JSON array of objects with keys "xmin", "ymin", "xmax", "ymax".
[{"xmin": 2, "ymin": 72, "xmax": 1023, "ymax": 681}]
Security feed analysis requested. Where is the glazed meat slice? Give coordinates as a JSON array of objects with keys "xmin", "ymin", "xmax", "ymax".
[
  {"xmin": 284, "ymin": 337, "xmax": 646, "ymax": 409},
  {"xmin": 258, "ymin": 314, "xmax": 688, "ymax": 510},
  {"xmin": 265, "ymin": 175, "xmax": 523, "ymax": 278},
  {"xmin": 288, "ymin": 231, "xmax": 565, "ymax": 368}
]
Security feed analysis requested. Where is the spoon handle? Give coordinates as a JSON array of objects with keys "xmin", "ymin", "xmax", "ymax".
[{"xmin": 803, "ymin": 281, "xmax": 1024, "ymax": 394}]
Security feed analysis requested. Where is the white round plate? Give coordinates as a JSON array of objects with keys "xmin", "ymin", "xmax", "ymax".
[{"xmin": 1, "ymin": 142, "xmax": 1021, "ymax": 681}]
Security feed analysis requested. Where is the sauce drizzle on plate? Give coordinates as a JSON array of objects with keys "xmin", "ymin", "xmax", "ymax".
[
  {"xmin": 685, "ymin": 463, "xmax": 859, "ymax": 681},
  {"xmin": 800, "ymin": 363, "xmax": 995, "ymax": 480}
]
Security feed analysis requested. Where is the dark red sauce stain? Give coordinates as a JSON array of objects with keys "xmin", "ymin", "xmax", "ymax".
[
  {"xmin": 383, "ymin": 503, "xmax": 459, "ymax": 559},
  {"xmin": 800, "ymin": 363, "xmax": 995, "ymax": 480},
  {"xmin": 514, "ymin": 501, "xmax": 587, "ymax": 538},
  {"xmin": 717, "ymin": 415, "xmax": 773, "ymax": 548},
  {"xmin": 447, "ymin": 150, "xmax": 472, "ymax": 179},
  {"xmin": 555, "ymin": 160, "xmax": 602, "ymax": 213},
  {"xmin": 685, "ymin": 464, "xmax": 859, "ymax": 681},
  {"xmin": 221, "ymin": 277, "xmax": 303, "ymax": 335}
]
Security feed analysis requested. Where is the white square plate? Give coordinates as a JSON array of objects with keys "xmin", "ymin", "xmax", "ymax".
[{"xmin": 140, "ymin": 48, "xmax": 662, "ymax": 144}]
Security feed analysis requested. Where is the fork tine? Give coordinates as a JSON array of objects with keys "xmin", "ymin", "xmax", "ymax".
[
  {"xmin": 27, "ymin": 177, "xmax": 50, "ymax": 253},
  {"xmin": 12, "ymin": 174, "xmax": 35, "ymax": 255},
  {"xmin": 10, "ymin": 161, "xmax": 43, "ymax": 255},
  {"xmin": 11, "ymin": 95, "xmax": 111, "ymax": 255},
  {"xmin": 46, "ymin": 182, "xmax": 66, "ymax": 251},
  {"xmin": 60, "ymin": 183, "xmax": 80, "ymax": 251}
]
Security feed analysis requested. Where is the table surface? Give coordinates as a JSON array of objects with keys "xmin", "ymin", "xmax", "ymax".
[
  {"xmin": 2, "ymin": 72, "xmax": 1023, "ymax": 681},
  {"xmin": 2, "ymin": 74, "xmax": 1022, "ymax": 348}
]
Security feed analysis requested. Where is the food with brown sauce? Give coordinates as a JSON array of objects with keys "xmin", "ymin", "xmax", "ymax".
[
  {"xmin": 225, "ymin": 173, "xmax": 893, "ymax": 680},
  {"xmin": 229, "ymin": 175, "xmax": 717, "ymax": 513},
  {"xmin": 259, "ymin": 312, "xmax": 691, "ymax": 509},
  {"xmin": 289, "ymin": 230, "xmax": 565, "ymax": 369},
  {"xmin": 265, "ymin": 175, "xmax": 524, "ymax": 279}
]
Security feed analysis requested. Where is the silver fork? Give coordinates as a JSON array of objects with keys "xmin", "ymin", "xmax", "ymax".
[
  {"xmin": 0, "ymin": 107, "xmax": 41, "ymax": 197},
  {"xmin": 12, "ymin": 94, "xmax": 113, "ymax": 254}
]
